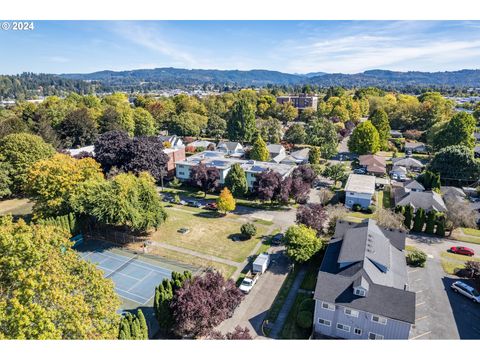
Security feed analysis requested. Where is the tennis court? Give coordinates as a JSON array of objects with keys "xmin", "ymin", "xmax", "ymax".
[{"xmin": 80, "ymin": 244, "xmax": 172, "ymax": 305}]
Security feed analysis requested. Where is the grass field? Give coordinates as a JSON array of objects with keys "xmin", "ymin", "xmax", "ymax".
[
  {"xmin": 441, "ymin": 260, "xmax": 465, "ymax": 275},
  {"xmin": 452, "ymin": 230, "xmax": 480, "ymax": 245},
  {"xmin": 151, "ymin": 207, "xmax": 269, "ymax": 263},
  {"xmin": 441, "ymin": 252, "xmax": 480, "ymax": 263},
  {"xmin": 462, "ymin": 228, "xmax": 480, "ymax": 237},
  {"xmin": 281, "ymin": 292, "xmax": 313, "ymax": 339},
  {"xmin": 439, "ymin": 251, "xmax": 478, "ymax": 275}
]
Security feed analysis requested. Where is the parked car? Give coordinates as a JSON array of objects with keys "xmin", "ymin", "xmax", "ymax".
[
  {"xmin": 450, "ymin": 246, "xmax": 475, "ymax": 256},
  {"xmin": 204, "ymin": 202, "xmax": 218, "ymax": 211},
  {"xmin": 451, "ymin": 281, "xmax": 480, "ymax": 303},
  {"xmin": 239, "ymin": 272, "xmax": 259, "ymax": 294},
  {"xmin": 187, "ymin": 200, "xmax": 202, "ymax": 208},
  {"xmin": 271, "ymin": 233, "xmax": 284, "ymax": 245},
  {"xmin": 177, "ymin": 227, "xmax": 190, "ymax": 234},
  {"xmin": 353, "ymin": 168, "xmax": 367, "ymax": 175},
  {"xmin": 178, "ymin": 200, "xmax": 187, "ymax": 206}
]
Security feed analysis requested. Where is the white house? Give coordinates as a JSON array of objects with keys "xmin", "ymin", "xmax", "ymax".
[
  {"xmin": 216, "ymin": 141, "xmax": 245, "ymax": 157},
  {"xmin": 344, "ymin": 174, "xmax": 376, "ymax": 210}
]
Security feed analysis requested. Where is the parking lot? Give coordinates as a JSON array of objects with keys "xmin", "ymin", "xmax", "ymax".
[{"xmin": 407, "ymin": 236, "xmax": 480, "ymax": 339}]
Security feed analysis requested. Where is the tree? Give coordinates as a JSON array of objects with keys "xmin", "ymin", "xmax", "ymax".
[
  {"xmin": 0, "ymin": 133, "xmax": 55, "ymax": 193},
  {"xmin": 325, "ymin": 204, "xmax": 348, "ymax": 235},
  {"xmin": 425, "ymin": 210, "xmax": 437, "ymax": 234},
  {"xmin": 418, "ymin": 170, "xmax": 441, "ymax": 191},
  {"xmin": 0, "ymin": 216, "xmax": 121, "ymax": 339},
  {"xmin": 374, "ymin": 208, "xmax": 406, "ymax": 231},
  {"xmin": 369, "ymin": 109, "xmax": 390, "ymax": 150},
  {"xmin": 256, "ymin": 117, "xmax": 282, "ymax": 144},
  {"xmin": 296, "ymin": 203, "xmax": 328, "ymax": 236},
  {"xmin": 431, "ymin": 112, "xmax": 477, "ymax": 151},
  {"xmin": 444, "ymin": 197, "xmax": 477, "ymax": 236},
  {"xmin": 429, "ymin": 145, "xmax": 480, "ymax": 182},
  {"xmin": 206, "ymin": 115, "xmax": 227, "ymax": 139},
  {"xmin": 276, "ymin": 101, "xmax": 298, "ymax": 123},
  {"xmin": 26, "ymin": 153, "xmax": 104, "ymax": 218},
  {"xmin": 0, "ymin": 160, "xmax": 12, "ymax": 199},
  {"xmin": 189, "ymin": 163, "xmax": 220, "ymax": 197},
  {"xmin": 412, "ymin": 208, "xmax": 426, "ymax": 232},
  {"xmin": 123, "ymin": 136, "xmax": 169, "ymax": 182},
  {"xmin": 227, "ymin": 99, "xmax": 256, "ymax": 142},
  {"xmin": 249, "ymin": 134, "xmax": 270, "ymax": 161},
  {"xmin": 70, "ymin": 172, "xmax": 167, "ymax": 233},
  {"xmin": 284, "ymin": 224, "xmax": 322, "ymax": 263},
  {"xmin": 94, "ymin": 130, "xmax": 132, "ymax": 173},
  {"xmin": 418, "ymin": 92, "xmax": 454, "ymax": 130},
  {"xmin": 308, "ymin": 146, "xmax": 321, "ymax": 165},
  {"xmin": 348, "ymin": 121, "xmax": 380, "ymax": 155},
  {"xmin": 404, "ymin": 205, "xmax": 414, "ymax": 230},
  {"xmin": 317, "ymin": 188, "xmax": 334, "ymax": 206},
  {"xmin": 133, "ymin": 107, "xmax": 156, "ymax": 136},
  {"xmin": 307, "ymin": 118, "xmax": 338, "ymax": 159},
  {"xmin": 168, "ymin": 112, "xmax": 208, "ymax": 137},
  {"xmin": 322, "ymin": 163, "xmax": 347, "ymax": 187},
  {"xmin": 406, "ymin": 249, "xmax": 427, "ymax": 267},
  {"xmin": 99, "ymin": 105, "xmax": 134, "ymax": 136},
  {"xmin": 224, "ymin": 163, "xmax": 248, "ymax": 197},
  {"xmin": 57, "ymin": 107, "xmax": 98, "ymax": 148},
  {"xmin": 253, "ymin": 170, "xmax": 282, "ymax": 202},
  {"xmin": 284, "ymin": 123, "xmax": 306, "ymax": 144},
  {"xmin": 435, "ymin": 214, "xmax": 446, "ymax": 237},
  {"xmin": 118, "ymin": 310, "xmax": 148, "ymax": 340},
  {"xmin": 171, "ymin": 271, "xmax": 243, "ymax": 338},
  {"xmin": 217, "ymin": 187, "xmax": 236, "ymax": 214},
  {"xmin": 240, "ymin": 223, "xmax": 257, "ymax": 239}
]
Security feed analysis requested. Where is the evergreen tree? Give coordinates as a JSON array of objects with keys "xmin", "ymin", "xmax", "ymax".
[
  {"xmin": 435, "ymin": 215, "xmax": 446, "ymax": 237},
  {"xmin": 249, "ymin": 134, "xmax": 270, "ymax": 161},
  {"xmin": 404, "ymin": 205, "xmax": 414, "ymax": 229},
  {"xmin": 369, "ymin": 109, "xmax": 391, "ymax": 150},
  {"xmin": 227, "ymin": 99, "xmax": 256, "ymax": 142},
  {"xmin": 224, "ymin": 163, "xmax": 248, "ymax": 197},
  {"xmin": 425, "ymin": 210, "xmax": 437, "ymax": 234},
  {"xmin": 308, "ymin": 146, "xmax": 321, "ymax": 165},
  {"xmin": 118, "ymin": 310, "xmax": 148, "ymax": 340},
  {"xmin": 412, "ymin": 208, "xmax": 426, "ymax": 232},
  {"xmin": 395, "ymin": 205, "xmax": 405, "ymax": 214}
]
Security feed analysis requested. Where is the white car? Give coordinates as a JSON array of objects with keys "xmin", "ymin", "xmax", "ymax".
[
  {"xmin": 239, "ymin": 273, "xmax": 259, "ymax": 294},
  {"xmin": 451, "ymin": 281, "xmax": 480, "ymax": 303}
]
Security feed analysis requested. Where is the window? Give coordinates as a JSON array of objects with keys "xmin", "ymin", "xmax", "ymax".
[
  {"xmin": 336, "ymin": 323, "xmax": 350, "ymax": 332},
  {"xmin": 354, "ymin": 288, "xmax": 366, "ymax": 297},
  {"xmin": 178, "ymin": 171, "xmax": 185, "ymax": 176},
  {"xmin": 349, "ymin": 192, "xmax": 355, "ymax": 195},
  {"xmin": 371, "ymin": 315, "xmax": 387, "ymax": 325},
  {"xmin": 318, "ymin": 318, "xmax": 331, "ymax": 326},
  {"xmin": 348, "ymin": 200, "xmax": 353, "ymax": 204},
  {"xmin": 354, "ymin": 328, "xmax": 362, "ymax": 336},
  {"xmin": 344, "ymin": 308, "xmax": 359, "ymax": 317},
  {"xmin": 321, "ymin": 302, "xmax": 335, "ymax": 311},
  {"xmin": 368, "ymin": 332, "xmax": 384, "ymax": 340}
]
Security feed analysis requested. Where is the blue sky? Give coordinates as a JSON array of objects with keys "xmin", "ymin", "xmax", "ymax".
[{"xmin": 1, "ymin": 21, "xmax": 480, "ymax": 74}]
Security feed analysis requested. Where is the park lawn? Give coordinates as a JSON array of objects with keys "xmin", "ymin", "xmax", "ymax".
[
  {"xmin": 462, "ymin": 228, "xmax": 480, "ymax": 237},
  {"xmin": 0, "ymin": 198, "xmax": 34, "ymax": 216},
  {"xmin": 151, "ymin": 207, "xmax": 269, "ymax": 263},
  {"xmin": 452, "ymin": 231, "xmax": 480, "ymax": 245},
  {"xmin": 382, "ymin": 188, "xmax": 392, "ymax": 208},
  {"xmin": 441, "ymin": 252, "xmax": 480, "ymax": 263},
  {"xmin": 281, "ymin": 292, "xmax": 314, "ymax": 339},
  {"xmin": 143, "ymin": 245, "xmax": 236, "ymax": 279}
]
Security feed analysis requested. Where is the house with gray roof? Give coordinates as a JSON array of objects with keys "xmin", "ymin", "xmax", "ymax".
[
  {"xmin": 392, "ymin": 157, "xmax": 424, "ymax": 172},
  {"xmin": 313, "ymin": 219, "xmax": 415, "ymax": 339},
  {"xmin": 404, "ymin": 141, "xmax": 427, "ymax": 153},
  {"xmin": 267, "ymin": 144, "xmax": 287, "ymax": 163},
  {"xmin": 395, "ymin": 190, "xmax": 447, "ymax": 212},
  {"xmin": 216, "ymin": 141, "xmax": 244, "ymax": 157},
  {"xmin": 158, "ymin": 135, "xmax": 184, "ymax": 149},
  {"xmin": 281, "ymin": 148, "xmax": 310, "ymax": 165},
  {"xmin": 344, "ymin": 174, "xmax": 376, "ymax": 209}
]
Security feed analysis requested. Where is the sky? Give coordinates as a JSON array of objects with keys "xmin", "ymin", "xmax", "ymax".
[{"xmin": 1, "ymin": 20, "xmax": 480, "ymax": 75}]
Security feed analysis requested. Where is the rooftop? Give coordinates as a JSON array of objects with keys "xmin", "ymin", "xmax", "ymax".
[
  {"xmin": 345, "ymin": 174, "xmax": 376, "ymax": 194},
  {"xmin": 396, "ymin": 190, "xmax": 447, "ymax": 212}
]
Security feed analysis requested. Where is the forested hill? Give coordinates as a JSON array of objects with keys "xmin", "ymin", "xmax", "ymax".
[{"xmin": 2, "ymin": 68, "xmax": 480, "ymax": 99}]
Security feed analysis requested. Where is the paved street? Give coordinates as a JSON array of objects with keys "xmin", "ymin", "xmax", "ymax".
[{"xmin": 407, "ymin": 235, "xmax": 480, "ymax": 339}]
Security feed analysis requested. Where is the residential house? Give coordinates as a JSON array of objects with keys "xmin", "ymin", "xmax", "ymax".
[
  {"xmin": 389, "ymin": 130, "xmax": 403, "ymax": 138},
  {"xmin": 276, "ymin": 94, "xmax": 318, "ymax": 110},
  {"xmin": 344, "ymin": 174, "xmax": 376, "ymax": 209},
  {"xmin": 281, "ymin": 148, "xmax": 310, "ymax": 165},
  {"xmin": 187, "ymin": 140, "xmax": 215, "ymax": 151},
  {"xmin": 358, "ymin": 155, "xmax": 386, "ymax": 176},
  {"xmin": 65, "ymin": 145, "xmax": 95, "ymax": 157},
  {"xmin": 158, "ymin": 135, "xmax": 184, "ymax": 149},
  {"xmin": 392, "ymin": 157, "xmax": 424, "ymax": 172},
  {"xmin": 313, "ymin": 219, "xmax": 415, "ymax": 340},
  {"xmin": 404, "ymin": 141, "xmax": 427, "ymax": 154},
  {"xmin": 395, "ymin": 190, "xmax": 447, "ymax": 212},
  {"xmin": 216, "ymin": 141, "xmax": 245, "ymax": 157},
  {"xmin": 390, "ymin": 165, "xmax": 408, "ymax": 180},
  {"xmin": 267, "ymin": 144, "xmax": 287, "ymax": 163},
  {"xmin": 163, "ymin": 147, "xmax": 186, "ymax": 178},
  {"xmin": 175, "ymin": 151, "xmax": 295, "ymax": 190}
]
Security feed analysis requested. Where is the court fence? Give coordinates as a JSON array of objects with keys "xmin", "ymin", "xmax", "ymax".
[{"xmin": 84, "ymin": 224, "xmax": 149, "ymax": 245}]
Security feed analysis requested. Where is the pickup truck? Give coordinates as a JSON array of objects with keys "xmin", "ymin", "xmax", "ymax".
[{"xmin": 239, "ymin": 272, "xmax": 259, "ymax": 294}]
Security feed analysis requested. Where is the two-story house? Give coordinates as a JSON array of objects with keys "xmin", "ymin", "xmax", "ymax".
[
  {"xmin": 313, "ymin": 219, "xmax": 416, "ymax": 340},
  {"xmin": 344, "ymin": 174, "xmax": 376, "ymax": 209}
]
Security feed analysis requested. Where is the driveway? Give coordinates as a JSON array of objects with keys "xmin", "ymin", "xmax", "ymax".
[
  {"xmin": 216, "ymin": 246, "xmax": 291, "ymax": 338},
  {"xmin": 407, "ymin": 234, "xmax": 480, "ymax": 339}
]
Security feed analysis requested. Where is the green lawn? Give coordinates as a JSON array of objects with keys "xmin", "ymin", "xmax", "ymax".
[
  {"xmin": 452, "ymin": 232, "xmax": 480, "ymax": 245},
  {"xmin": 348, "ymin": 211, "xmax": 374, "ymax": 219},
  {"xmin": 462, "ymin": 228, "xmax": 480, "ymax": 237},
  {"xmin": 441, "ymin": 260, "xmax": 465, "ymax": 275},
  {"xmin": 281, "ymin": 292, "xmax": 314, "ymax": 339},
  {"xmin": 382, "ymin": 188, "xmax": 392, "ymax": 209},
  {"xmin": 441, "ymin": 252, "xmax": 480, "ymax": 263},
  {"xmin": 151, "ymin": 207, "xmax": 269, "ymax": 263},
  {"xmin": 266, "ymin": 266, "xmax": 299, "ymax": 323}
]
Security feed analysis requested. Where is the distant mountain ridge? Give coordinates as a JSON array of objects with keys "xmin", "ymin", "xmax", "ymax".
[{"xmin": 60, "ymin": 67, "xmax": 480, "ymax": 88}]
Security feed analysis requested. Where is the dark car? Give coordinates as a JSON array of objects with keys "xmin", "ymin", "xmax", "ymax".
[
  {"xmin": 271, "ymin": 233, "xmax": 284, "ymax": 245},
  {"xmin": 187, "ymin": 200, "xmax": 202, "ymax": 208},
  {"xmin": 450, "ymin": 246, "xmax": 475, "ymax": 256},
  {"xmin": 204, "ymin": 202, "xmax": 218, "ymax": 211}
]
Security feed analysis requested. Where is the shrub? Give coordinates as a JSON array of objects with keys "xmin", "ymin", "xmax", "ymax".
[
  {"xmin": 173, "ymin": 194, "xmax": 180, "ymax": 204},
  {"xmin": 366, "ymin": 205, "xmax": 376, "ymax": 214},
  {"xmin": 352, "ymin": 203, "xmax": 362, "ymax": 212},
  {"xmin": 299, "ymin": 298, "xmax": 315, "ymax": 312},
  {"xmin": 240, "ymin": 223, "xmax": 257, "ymax": 239},
  {"xmin": 406, "ymin": 249, "xmax": 427, "ymax": 267},
  {"xmin": 296, "ymin": 310, "xmax": 313, "ymax": 329},
  {"xmin": 169, "ymin": 177, "xmax": 182, "ymax": 188}
]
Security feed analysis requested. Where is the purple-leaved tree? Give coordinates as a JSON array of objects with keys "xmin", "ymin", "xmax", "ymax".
[
  {"xmin": 189, "ymin": 162, "xmax": 220, "ymax": 197},
  {"xmin": 296, "ymin": 203, "xmax": 328, "ymax": 235}
]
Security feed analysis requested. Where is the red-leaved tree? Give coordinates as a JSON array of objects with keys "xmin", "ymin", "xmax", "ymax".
[
  {"xmin": 189, "ymin": 162, "xmax": 220, "ymax": 197},
  {"xmin": 296, "ymin": 203, "xmax": 328, "ymax": 235}
]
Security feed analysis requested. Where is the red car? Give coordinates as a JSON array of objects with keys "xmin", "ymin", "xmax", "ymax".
[
  {"xmin": 450, "ymin": 246, "xmax": 475, "ymax": 256},
  {"xmin": 204, "ymin": 202, "xmax": 218, "ymax": 211}
]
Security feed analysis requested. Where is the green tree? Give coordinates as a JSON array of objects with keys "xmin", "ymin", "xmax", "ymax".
[
  {"xmin": 256, "ymin": 117, "xmax": 282, "ymax": 144},
  {"xmin": 284, "ymin": 123, "xmax": 306, "ymax": 144},
  {"xmin": 224, "ymin": 163, "xmax": 248, "ymax": 197},
  {"xmin": 412, "ymin": 208, "xmax": 426, "ymax": 232},
  {"xmin": 347, "ymin": 121, "xmax": 380, "ymax": 155},
  {"xmin": 306, "ymin": 118, "xmax": 338, "ymax": 159},
  {"xmin": 249, "ymin": 134, "xmax": 270, "ymax": 161},
  {"xmin": 57, "ymin": 107, "xmax": 98, "ymax": 149},
  {"xmin": 369, "ymin": 109, "xmax": 390, "ymax": 150},
  {"xmin": 276, "ymin": 101, "xmax": 298, "ymax": 123},
  {"xmin": 206, "ymin": 115, "xmax": 227, "ymax": 139},
  {"xmin": 435, "ymin": 214, "xmax": 446, "ymax": 237},
  {"xmin": 0, "ymin": 133, "xmax": 55, "ymax": 193},
  {"xmin": 217, "ymin": 187, "xmax": 236, "ymax": 214},
  {"xmin": 432, "ymin": 112, "xmax": 476, "ymax": 151},
  {"xmin": 133, "ymin": 107, "xmax": 156, "ymax": 136},
  {"xmin": 0, "ymin": 158, "xmax": 12, "ymax": 199},
  {"xmin": 168, "ymin": 112, "xmax": 208, "ymax": 137},
  {"xmin": 404, "ymin": 205, "xmax": 414, "ymax": 230},
  {"xmin": 308, "ymin": 146, "xmax": 321, "ymax": 165},
  {"xmin": 284, "ymin": 224, "xmax": 322, "ymax": 263},
  {"xmin": 425, "ymin": 210, "xmax": 437, "ymax": 234},
  {"xmin": 429, "ymin": 145, "xmax": 480, "ymax": 181},
  {"xmin": 0, "ymin": 216, "xmax": 121, "ymax": 339},
  {"xmin": 227, "ymin": 99, "xmax": 256, "ymax": 142},
  {"xmin": 118, "ymin": 310, "xmax": 149, "ymax": 340},
  {"xmin": 322, "ymin": 163, "xmax": 347, "ymax": 187},
  {"xmin": 418, "ymin": 92, "xmax": 454, "ymax": 130}
]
